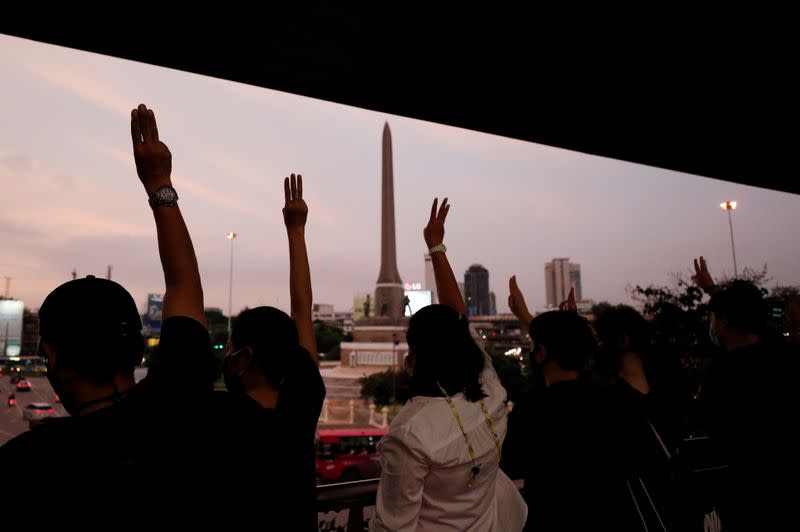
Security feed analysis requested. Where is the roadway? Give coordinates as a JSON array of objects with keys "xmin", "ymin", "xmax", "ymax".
[
  {"xmin": 0, "ymin": 375, "xmax": 66, "ymax": 445},
  {"xmin": 0, "ymin": 368, "xmax": 147, "ymax": 446}
]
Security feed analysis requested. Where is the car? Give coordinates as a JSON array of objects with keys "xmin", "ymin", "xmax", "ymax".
[
  {"xmin": 9, "ymin": 373, "xmax": 24, "ymax": 384},
  {"xmin": 22, "ymin": 402, "xmax": 56, "ymax": 423},
  {"xmin": 15, "ymin": 380, "xmax": 31, "ymax": 392}
]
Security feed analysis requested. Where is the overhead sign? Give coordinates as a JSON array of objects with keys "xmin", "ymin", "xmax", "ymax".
[
  {"xmin": 0, "ymin": 299, "xmax": 24, "ymax": 356},
  {"xmin": 146, "ymin": 294, "xmax": 163, "ymax": 335}
]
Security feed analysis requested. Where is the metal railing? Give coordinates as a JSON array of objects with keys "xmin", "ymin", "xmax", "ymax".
[
  {"xmin": 317, "ymin": 478, "xmax": 525, "ymax": 531},
  {"xmin": 317, "ymin": 478, "xmax": 379, "ymax": 531}
]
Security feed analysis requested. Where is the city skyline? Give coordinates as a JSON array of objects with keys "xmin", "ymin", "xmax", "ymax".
[{"xmin": 1, "ymin": 34, "xmax": 800, "ymax": 317}]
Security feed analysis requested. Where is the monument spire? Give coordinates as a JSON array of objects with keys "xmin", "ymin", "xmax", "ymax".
[{"xmin": 374, "ymin": 122, "xmax": 404, "ymax": 322}]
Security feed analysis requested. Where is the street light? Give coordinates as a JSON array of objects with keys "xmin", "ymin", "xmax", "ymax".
[
  {"xmin": 720, "ymin": 201, "xmax": 738, "ymax": 278},
  {"xmin": 227, "ymin": 231, "xmax": 237, "ymax": 334}
]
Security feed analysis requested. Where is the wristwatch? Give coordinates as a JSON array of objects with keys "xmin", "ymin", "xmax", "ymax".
[
  {"xmin": 148, "ymin": 185, "xmax": 179, "ymax": 208},
  {"xmin": 428, "ymin": 243, "xmax": 447, "ymax": 255}
]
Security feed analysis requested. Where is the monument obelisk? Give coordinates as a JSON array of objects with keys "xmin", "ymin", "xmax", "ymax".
[
  {"xmin": 373, "ymin": 123, "xmax": 405, "ymax": 323},
  {"xmin": 339, "ymin": 123, "xmax": 409, "ymax": 375}
]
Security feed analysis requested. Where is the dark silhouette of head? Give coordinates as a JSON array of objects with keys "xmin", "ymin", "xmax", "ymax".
[
  {"xmin": 708, "ymin": 280, "xmax": 767, "ymax": 348},
  {"xmin": 405, "ymin": 304, "xmax": 486, "ymax": 402},
  {"xmin": 226, "ymin": 306, "xmax": 304, "ymax": 400},
  {"xmin": 593, "ymin": 305, "xmax": 651, "ymax": 377},
  {"xmin": 38, "ymin": 276, "xmax": 144, "ymax": 415},
  {"xmin": 528, "ymin": 311, "xmax": 595, "ymax": 373}
]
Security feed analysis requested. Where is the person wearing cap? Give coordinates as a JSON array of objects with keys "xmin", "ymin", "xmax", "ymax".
[{"xmin": 0, "ymin": 105, "xmax": 231, "ymax": 497}]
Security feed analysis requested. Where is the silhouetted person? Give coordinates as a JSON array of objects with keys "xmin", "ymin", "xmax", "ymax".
[
  {"xmin": 371, "ymin": 198, "xmax": 526, "ymax": 531},
  {"xmin": 0, "ymin": 105, "xmax": 255, "ymax": 518},
  {"xmin": 506, "ymin": 279, "xmax": 642, "ymax": 531},
  {"xmin": 701, "ymin": 279, "xmax": 799, "ymax": 530},
  {"xmin": 220, "ymin": 174, "xmax": 325, "ymax": 531}
]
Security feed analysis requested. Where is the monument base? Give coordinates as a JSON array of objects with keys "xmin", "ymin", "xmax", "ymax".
[{"xmin": 341, "ymin": 319, "xmax": 408, "ymax": 372}]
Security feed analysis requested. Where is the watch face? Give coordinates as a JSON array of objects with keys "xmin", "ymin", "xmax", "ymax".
[
  {"xmin": 150, "ymin": 185, "xmax": 178, "ymax": 206},
  {"xmin": 159, "ymin": 186, "xmax": 177, "ymax": 201}
]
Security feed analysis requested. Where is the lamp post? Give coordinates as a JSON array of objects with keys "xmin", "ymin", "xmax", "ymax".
[
  {"xmin": 720, "ymin": 201, "xmax": 738, "ymax": 278},
  {"xmin": 227, "ymin": 232, "xmax": 237, "ymax": 335},
  {"xmin": 391, "ymin": 333, "xmax": 399, "ymax": 404}
]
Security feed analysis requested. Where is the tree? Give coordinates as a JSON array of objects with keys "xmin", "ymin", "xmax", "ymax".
[
  {"xmin": 314, "ymin": 320, "xmax": 347, "ymax": 360},
  {"xmin": 360, "ymin": 369, "xmax": 411, "ymax": 405},
  {"xmin": 590, "ymin": 301, "xmax": 615, "ymax": 320},
  {"xmin": 488, "ymin": 353, "xmax": 528, "ymax": 403},
  {"xmin": 359, "ymin": 355, "xmax": 527, "ymax": 405}
]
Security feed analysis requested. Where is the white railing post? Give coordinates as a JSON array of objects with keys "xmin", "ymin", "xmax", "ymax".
[{"xmin": 321, "ymin": 398, "xmax": 329, "ymax": 423}]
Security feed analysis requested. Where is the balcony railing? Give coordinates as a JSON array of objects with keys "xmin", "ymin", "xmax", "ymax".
[{"xmin": 317, "ymin": 478, "xmax": 525, "ymax": 531}]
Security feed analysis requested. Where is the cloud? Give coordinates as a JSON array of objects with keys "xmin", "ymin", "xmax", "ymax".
[{"xmin": 21, "ymin": 58, "xmax": 134, "ymax": 119}]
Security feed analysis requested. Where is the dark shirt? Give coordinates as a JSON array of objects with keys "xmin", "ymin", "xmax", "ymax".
[
  {"xmin": 0, "ymin": 317, "xmax": 246, "ymax": 512},
  {"xmin": 503, "ymin": 379, "xmax": 642, "ymax": 532},
  {"xmin": 211, "ymin": 345, "xmax": 326, "ymax": 531},
  {"xmin": 702, "ymin": 339, "xmax": 800, "ymax": 530},
  {"xmin": 275, "ymin": 348, "xmax": 326, "ymax": 531}
]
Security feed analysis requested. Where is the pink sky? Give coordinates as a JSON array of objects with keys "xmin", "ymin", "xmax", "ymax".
[{"xmin": 1, "ymin": 34, "xmax": 799, "ymax": 316}]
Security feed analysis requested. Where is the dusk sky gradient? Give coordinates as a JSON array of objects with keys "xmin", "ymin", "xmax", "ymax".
[{"xmin": 1, "ymin": 34, "xmax": 798, "ymax": 316}]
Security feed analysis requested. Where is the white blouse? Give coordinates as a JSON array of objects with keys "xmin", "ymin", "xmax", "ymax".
[{"xmin": 370, "ymin": 327, "xmax": 527, "ymax": 531}]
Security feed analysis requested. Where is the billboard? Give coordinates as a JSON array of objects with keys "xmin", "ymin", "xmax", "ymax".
[
  {"xmin": 146, "ymin": 294, "xmax": 163, "ymax": 335},
  {"xmin": 404, "ymin": 290, "xmax": 432, "ymax": 317},
  {"xmin": 0, "ymin": 299, "xmax": 24, "ymax": 356}
]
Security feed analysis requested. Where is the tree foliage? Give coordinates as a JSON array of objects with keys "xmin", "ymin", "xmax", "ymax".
[
  {"xmin": 360, "ymin": 369, "xmax": 412, "ymax": 405},
  {"xmin": 314, "ymin": 320, "xmax": 350, "ymax": 360},
  {"xmin": 359, "ymin": 354, "xmax": 527, "ymax": 405}
]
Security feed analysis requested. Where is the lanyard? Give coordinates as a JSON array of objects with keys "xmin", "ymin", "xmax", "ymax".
[{"xmin": 437, "ymin": 382, "xmax": 501, "ymax": 487}]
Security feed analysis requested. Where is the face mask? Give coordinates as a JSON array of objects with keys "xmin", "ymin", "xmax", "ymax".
[
  {"xmin": 223, "ymin": 371, "xmax": 246, "ymax": 396},
  {"xmin": 404, "ymin": 356, "xmax": 414, "ymax": 377},
  {"xmin": 222, "ymin": 347, "xmax": 251, "ymax": 395},
  {"xmin": 709, "ymin": 323, "xmax": 721, "ymax": 347}
]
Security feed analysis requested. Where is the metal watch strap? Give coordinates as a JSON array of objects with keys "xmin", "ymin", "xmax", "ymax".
[{"xmin": 428, "ymin": 244, "xmax": 447, "ymax": 255}]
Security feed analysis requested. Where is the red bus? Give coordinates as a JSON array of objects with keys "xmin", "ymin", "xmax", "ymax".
[{"xmin": 316, "ymin": 427, "xmax": 388, "ymax": 483}]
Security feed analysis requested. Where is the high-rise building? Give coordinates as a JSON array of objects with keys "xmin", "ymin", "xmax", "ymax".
[
  {"xmin": 489, "ymin": 291, "xmax": 497, "ymax": 316},
  {"xmin": 424, "ymin": 254, "xmax": 438, "ymax": 304},
  {"xmin": 544, "ymin": 258, "xmax": 582, "ymax": 307},
  {"xmin": 464, "ymin": 264, "xmax": 490, "ymax": 316}
]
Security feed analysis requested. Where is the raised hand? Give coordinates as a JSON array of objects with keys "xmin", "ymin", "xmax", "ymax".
[
  {"xmin": 509, "ymin": 275, "xmax": 534, "ymax": 328},
  {"xmin": 692, "ymin": 256, "xmax": 716, "ymax": 293},
  {"xmin": 559, "ymin": 287, "xmax": 578, "ymax": 312},
  {"xmin": 130, "ymin": 104, "xmax": 172, "ymax": 194},
  {"xmin": 424, "ymin": 197, "xmax": 450, "ymax": 248},
  {"xmin": 283, "ymin": 173, "xmax": 308, "ymax": 233}
]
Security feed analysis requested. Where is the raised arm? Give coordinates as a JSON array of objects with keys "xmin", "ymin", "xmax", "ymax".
[
  {"xmin": 131, "ymin": 104, "xmax": 205, "ymax": 326},
  {"xmin": 559, "ymin": 287, "xmax": 578, "ymax": 312},
  {"xmin": 508, "ymin": 275, "xmax": 534, "ymax": 330},
  {"xmin": 692, "ymin": 256, "xmax": 720, "ymax": 296},
  {"xmin": 423, "ymin": 198, "xmax": 467, "ymax": 316},
  {"xmin": 283, "ymin": 173, "xmax": 318, "ymax": 363}
]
